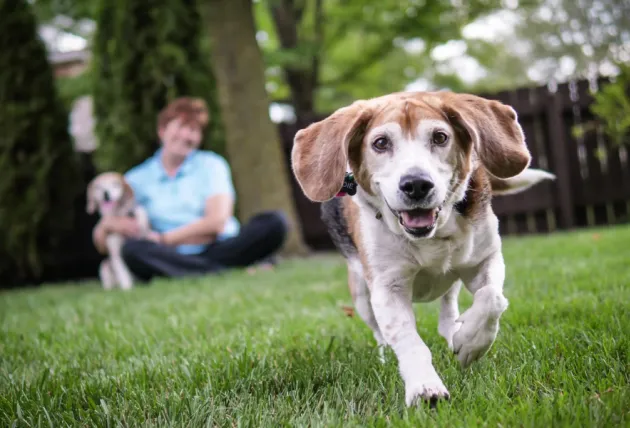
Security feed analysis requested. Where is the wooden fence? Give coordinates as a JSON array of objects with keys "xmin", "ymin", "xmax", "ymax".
[{"xmin": 279, "ymin": 78, "xmax": 630, "ymax": 250}]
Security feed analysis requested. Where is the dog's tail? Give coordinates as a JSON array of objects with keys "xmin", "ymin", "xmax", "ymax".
[{"xmin": 490, "ymin": 168, "xmax": 556, "ymax": 196}]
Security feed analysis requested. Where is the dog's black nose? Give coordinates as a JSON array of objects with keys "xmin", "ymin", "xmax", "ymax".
[
  {"xmin": 103, "ymin": 191, "xmax": 111, "ymax": 202},
  {"xmin": 399, "ymin": 173, "xmax": 435, "ymax": 200}
]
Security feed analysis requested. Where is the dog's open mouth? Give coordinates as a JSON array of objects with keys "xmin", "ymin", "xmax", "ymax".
[{"xmin": 398, "ymin": 207, "xmax": 439, "ymax": 237}]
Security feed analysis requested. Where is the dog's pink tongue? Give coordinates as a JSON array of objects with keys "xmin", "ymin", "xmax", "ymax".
[
  {"xmin": 400, "ymin": 209, "xmax": 435, "ymax": 228},
  {"xmin": 101, "ymin": 201, "xmax": 115, "ymax": 213}
]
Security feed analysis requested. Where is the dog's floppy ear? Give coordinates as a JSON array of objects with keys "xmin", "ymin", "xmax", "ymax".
[
  {"xmin": 120, "ymin": 177, "xmax": 135, "ymax": 205},
  {"xmin": 291, "ymin": 101, "xmax": 372, "ymax": 202},
  {"xmin": 441, "ymin": 93, "xmax": 531, "ymax": 179},
  {"xmin": 86, "ymin": 180, "xmax": 98, "ymax": 214}
]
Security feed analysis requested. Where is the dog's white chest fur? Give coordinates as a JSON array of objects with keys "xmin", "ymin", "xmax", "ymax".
[
  {"xmin": 408, "ymin": 218, "xmax": 479, "ymax": 301},
  {"xmin": 411, "ymin": 270, "xmax": 459, "ymax": 302}
]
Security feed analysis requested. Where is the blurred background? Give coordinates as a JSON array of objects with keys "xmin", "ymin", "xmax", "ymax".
[{"xmin": 1, "ymin": 0, "xmax": 628, "ymax": 288}]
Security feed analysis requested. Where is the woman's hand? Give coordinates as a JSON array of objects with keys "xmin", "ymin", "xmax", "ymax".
[{"xmin": 145, "ymin": 230, "xmax": 163, "ymax": 244}]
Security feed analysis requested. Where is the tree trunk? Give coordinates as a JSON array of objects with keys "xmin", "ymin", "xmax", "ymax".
[{"xmin": 201, "ymin": 0, "xmax": 310, "ymax": 256}]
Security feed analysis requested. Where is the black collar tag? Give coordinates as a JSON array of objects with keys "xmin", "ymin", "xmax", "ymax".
[{"xmin": 336, "ymin": 172, "xmax": 357, "ymax": 197}]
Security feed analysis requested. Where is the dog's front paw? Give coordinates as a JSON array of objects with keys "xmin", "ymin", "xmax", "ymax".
[
  {"xmin": 99, "ymin": 260, "xmax": 116, "ymax": 290},
  {"xmin": 452, "ymin": 317, "xmax": 498, "ymax": 368},
  {"xmin": 404, "ymin": 366, "xmax": 450, "ymax": 407},
  {"xmin": 452, "ymin": 287, "xmax": 508, "ymax": 368},
  {"xmin": 118, "ymin": 276, "xmax": 133, "ymax": 290}
]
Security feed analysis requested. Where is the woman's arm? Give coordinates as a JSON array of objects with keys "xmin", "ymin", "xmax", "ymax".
[
  {"xmin": 92, "ymin": 216, "xmax": 143, "ymax": 254},
  {"xmin": 160, "ymin": 193, "xmax": 234, "ymax": 246}
]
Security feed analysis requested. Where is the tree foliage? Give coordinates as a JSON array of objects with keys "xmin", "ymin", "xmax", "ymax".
[
  {"xmin": 575, "ymin": 62, "xmax": 630, "ymax": 147},
  {"xmin": 32, "ymin": 0, "xmax": 630, "ymax": 119},
  {"xmin": 91, "ymin": 0, "xmax": 225, "ymax": 173},
  {"xmin": 514, "ymin": 0, "xmax": 629, "ymax": 82},
  {"xmin": 56, "ymin": 69, "xmax": 92, "ymax": 110},
  {"xmin": 33, "ymin": 0, "xmax": 503, "ymax": 116},
  {"xmin": 591, "ymin": 65, "xmax": 630, "ymax": 146},
  {"xmin": 253, "ymin": 0, "xmax": 504, "ymax": 115},
  {"xmin": 0, "ymin": 0, "xmax": 83, "ymax": 282},
  {"xmin": 463, "ymin": 0, "xmax": 630, "ymax": 94},
  {"xmin": 32, "ymin": 0, "xmax": 95, "ymax": 22}
]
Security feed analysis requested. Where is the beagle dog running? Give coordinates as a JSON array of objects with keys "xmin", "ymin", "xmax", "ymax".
[
  {"xmin": 291, "ymin": 91, "xmax": 555, "ymax": 407},
  {"xmin": 86, "ymin": 172, "xmax": 150, "ymax": 290}
]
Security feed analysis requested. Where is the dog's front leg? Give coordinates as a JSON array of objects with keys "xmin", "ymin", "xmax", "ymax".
[
  {"xmin": 453, "ymin": 250, "xmax": 509, "ymax": 368},
  {"xmin": 106, "ymin": 234, "xmax": 134, "ymax": 290},
  {"xmin": 438, "ymin": 281, "xmax": 462, "ymax": 350},
  {"xmin": 370, "ymin": 272, "xmax": 450, "ymax": 406}
]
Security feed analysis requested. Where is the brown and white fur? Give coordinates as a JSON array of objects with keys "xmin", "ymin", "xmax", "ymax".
[
  {"xmin": 291, "ymin": 91, "xmax": 556, "ymax": 407},
  {"xmin": 86, "ymin": 172, "xmax": 150, "ymax": 290}
]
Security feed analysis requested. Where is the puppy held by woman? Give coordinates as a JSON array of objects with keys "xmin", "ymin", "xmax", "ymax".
[
  {"xmin": 87, "ymin": 171, "xmax": 150, "ymax": 290},
  {"xmin": 91, "ymin": 97, "xmax": 288, "ymax": 285}
]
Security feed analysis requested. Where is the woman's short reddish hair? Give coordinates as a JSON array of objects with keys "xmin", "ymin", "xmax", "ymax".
[{"xmin": 157, "ymin": 97, "xmax": 209, "ymax": 130}]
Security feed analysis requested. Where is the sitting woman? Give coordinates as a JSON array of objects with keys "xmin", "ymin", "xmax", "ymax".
[{"xmin": 92, "ymin": 97, "xmax": 288, "ymax": 281}]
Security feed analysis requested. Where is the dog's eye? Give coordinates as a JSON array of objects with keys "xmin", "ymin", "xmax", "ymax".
[
  {"xmin": 432, "ymin": 131, "xmax": 449, "ymax": 146},
  {"xmin": 372, "ymin": 137, "xmax": 391, "ymax": 152}
]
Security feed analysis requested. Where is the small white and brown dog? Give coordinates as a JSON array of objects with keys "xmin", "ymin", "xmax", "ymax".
[
  {"xmin": 86, "ymin": 172, "xmax": 150, "ymax": 290},
  {"xmin": 291, "ymin": 91, "xmax": 555, "ymax": 407}
]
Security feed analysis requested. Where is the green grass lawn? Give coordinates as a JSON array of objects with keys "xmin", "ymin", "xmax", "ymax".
[{"xmin": 1, "ymin": 225, "xmax": 629, "ymax": 427}]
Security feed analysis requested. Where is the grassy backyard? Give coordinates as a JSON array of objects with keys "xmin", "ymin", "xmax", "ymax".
[{"xmin": 1, "ymin": 225, "xmax": 629, "ymax": 427}]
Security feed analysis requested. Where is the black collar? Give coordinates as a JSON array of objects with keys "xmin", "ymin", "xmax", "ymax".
[{"xmin": 453, "ymin": 197, "xmax": 468, "ymax": 215}]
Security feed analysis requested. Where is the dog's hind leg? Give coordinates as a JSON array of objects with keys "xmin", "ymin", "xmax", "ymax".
[
  {"xmin": 438, "ymin": 280, "xmax": 462, "ymax": 350},
  {"xmin": 348, "ymin": 258, "xmax": 387, "ymax": 362},
  {"xmin": 99, "ymin": 259, "xmax": 116, "ymax": 290}
]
